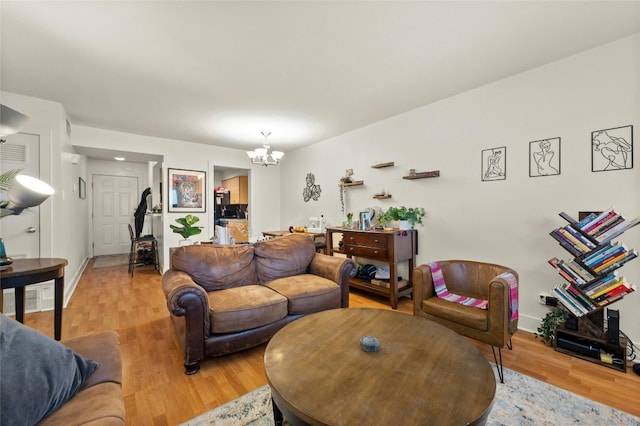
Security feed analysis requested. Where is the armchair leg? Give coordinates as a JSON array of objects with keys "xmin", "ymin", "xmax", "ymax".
[
  {"xmin": 507, "ymin": 338, "xmax": 513, "ymax": 350},
  {"xmin": 491, "ymin": 346, "xmax": 504, "ymax": 384}
]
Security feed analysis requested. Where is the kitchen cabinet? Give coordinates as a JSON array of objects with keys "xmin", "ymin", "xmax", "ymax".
[
  {"xmin": 225, "ymin": 220, "xmax": 249, "ymax": 243},
  {"xmin": 222, "ymin": 176, "xmax": 248, "ymax": 204}
]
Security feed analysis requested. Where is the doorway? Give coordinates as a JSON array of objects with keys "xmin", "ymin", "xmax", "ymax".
[{"xmin": 92, "ymin": 174, "xmax": 139, "ymax": 256}]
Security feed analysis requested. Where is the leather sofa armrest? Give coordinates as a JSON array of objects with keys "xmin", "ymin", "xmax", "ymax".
[
  {"xmin": 162, "ymin": 270, "xmax": 210, "ymax": 337},
  {"xmin": 62, "ymin": 331, "xmax": 122, "ymax": 390},
  {"xmin": 488, "ymin": 274, "xmax": 518, "ymax": 336},
  {"xmin": 309, "ymin": 253, "xmax": 357, "ymax": 308},
  {"xmin": 412, "ymin": 264, "xmax": 436, "ymax": 314}
]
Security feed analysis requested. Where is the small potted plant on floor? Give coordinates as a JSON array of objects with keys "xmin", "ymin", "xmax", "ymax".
[
  {"xmin": 384, "ymin": 206, "xmax": 426, "ymax": 230},
  {"xmin": 535, "ymin": 307, "xmax": 568, "ymax": 346},
  {"xmin": 170, "ymin": 214, "xmax": 203, "ymax": 246}
]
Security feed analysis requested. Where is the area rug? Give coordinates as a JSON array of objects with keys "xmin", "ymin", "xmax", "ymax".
[
  {"xmin": 92, "ymin": 254, "xmax": 129, "ymax": 269},
  {"xmin": 182, "ymin": 367, "xmax": 640, "ymax": 425}
]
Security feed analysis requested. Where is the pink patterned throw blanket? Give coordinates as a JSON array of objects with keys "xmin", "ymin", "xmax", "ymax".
[{"xmin": 427, "ymin": 262, "xmax": 519, "ymax": 320}]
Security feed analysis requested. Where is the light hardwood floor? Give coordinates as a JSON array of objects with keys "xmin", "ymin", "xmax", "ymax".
[{"xmin": 19, "ymin": 258, "xmax": 640, "ymax": 425}]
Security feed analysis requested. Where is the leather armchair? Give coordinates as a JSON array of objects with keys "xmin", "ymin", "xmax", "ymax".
[{"xmin": 413, "ymin": 260, "xmax": 518, "ymax": 382}]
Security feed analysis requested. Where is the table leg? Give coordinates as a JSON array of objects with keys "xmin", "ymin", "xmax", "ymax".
[
  {"xmin": 272, "ymin": 398, "xmax": 283, "ymax": 426},
  {"xmin": 54, "ymin": 276, "xmax": 64, "ymax": 341},
  {"xmin": 14, "ymin": 287, "xmax": 25, "ymax": 323}
]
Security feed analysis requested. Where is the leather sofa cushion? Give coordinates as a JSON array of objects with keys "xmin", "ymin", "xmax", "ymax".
[
  {"xmin": 266, "ymin": 274, "xmax": 341, "ymax": 315},
  {"xmin": 254, "ymin": 234, "xmax": 316, "ymax": 283},
  {"xmin": 172, "ymin": 244, "xmax": 258, "ymax": 291},
  {"xmin": 209, "ymin": 285, "xmax": 288, "ymax": 333},
  {"xmin": 422, "ymin": 297, "xmax": 488, "ymax": 332}
]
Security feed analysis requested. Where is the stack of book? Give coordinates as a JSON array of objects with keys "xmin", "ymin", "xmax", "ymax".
[
  {"xmin": 553, "ymin": 277, "xmax": 635, "ymax": 317},
  {"xmin": 577, "ymin": 208, "xmax": 640, "ymax": 244},
  {"xmin": 549, "ymin": 225, "xmax": 597, "ymax": 257}
]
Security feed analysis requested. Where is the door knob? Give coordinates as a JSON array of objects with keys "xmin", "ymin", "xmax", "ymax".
[{"xmin": 26, "ymin": 227, "xmax": 37, "ymax": 233}]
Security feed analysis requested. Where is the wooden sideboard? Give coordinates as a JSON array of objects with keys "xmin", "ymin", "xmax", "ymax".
[{"xmin": 326, "ymin": 227, "xmax": 417, "ymax": 309}]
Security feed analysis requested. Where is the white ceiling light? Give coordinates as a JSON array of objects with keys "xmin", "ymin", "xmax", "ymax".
[{"xmin": 247, "ymin": 132, "xmax": 284, "ymax": 167}]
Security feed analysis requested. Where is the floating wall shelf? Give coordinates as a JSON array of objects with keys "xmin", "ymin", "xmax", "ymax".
[
  {"xmin": 340, "ymin": 180, "xmax": 364, "ymax": 187},
  {"xmin": 403, "ymin": 170, "xmax": 440, "ymax": 180},
  {"xmin": 373, "ymin": 194, "xmax": 392, "ymax": 199},
  {"xmin": 371, "ymin": 162, "xmax": 395, "ymax": 169}
]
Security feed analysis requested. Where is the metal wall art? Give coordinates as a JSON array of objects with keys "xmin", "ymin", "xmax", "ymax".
[
  {"xmin": 481, "ymin": 147, "xmax": 506, "ymax": 181},
  {"xmin": 168, "ymin": 168, "xmax": 206, "ymax": 212},
  {"xmin": 303, "ymin": 173, "xmax": 321, "ymax": 202},
  {"xmin": 529, "ymin": 137, "xmax": 561, "ymax": 177},
  {"xmin": 591, "ymin": 125, "xmax": 633, "ymax": 172}
]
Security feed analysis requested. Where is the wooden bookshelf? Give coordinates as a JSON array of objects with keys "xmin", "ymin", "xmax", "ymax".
[{"xmin": 548, "ymin": 209, "xmax": 638, "ymax": 372}]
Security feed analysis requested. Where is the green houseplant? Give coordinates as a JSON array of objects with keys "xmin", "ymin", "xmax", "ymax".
[
  {"xmin": 384, "ymin": 206, "xmax": 426, "ymax": 229},
  {"xmin": 170, "ymin": 215, "xmax": 203, "ymax": 241},
  {"xmin": 535, "ymin": 307, "xmax": 568, "ymax": 346}
]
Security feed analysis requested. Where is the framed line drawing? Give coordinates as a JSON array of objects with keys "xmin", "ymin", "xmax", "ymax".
[
  {"xmin": 481, "ymin": 147, "xmax": 506, "ymax": 181},
  {"xmin": 78, "ymin": 177, "xmax": 86, "ymax": 199},
  {"xmin": 591, "ymin": 125, "xmax": 633, "ymax": 172},
  {"xmin": 529, "ymin": 137, "xmax": 560, "ymax": 177},
  {"xmin": 168, "ymin": 168, "xmax": 206, "ymax": 212}
]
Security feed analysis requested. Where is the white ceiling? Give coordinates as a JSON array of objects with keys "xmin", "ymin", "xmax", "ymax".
[{"xmin": 1, "ymin": 1, "xmax": 639, "ymax": 153}]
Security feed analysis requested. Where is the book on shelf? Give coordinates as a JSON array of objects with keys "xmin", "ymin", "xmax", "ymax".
[
  {"xmin": 550, "ymin": 230, "xmax": 588, "ymax": 256},
  {"xmin": 564, "ymin": 260, "xmax": 595, "ymax": 282},
  {"xmin": 579, "ymin": 207, "xmax": 616, "ymax": 233},
  {"xmin": 587, "ymin": 276, "xmax": 626, "ymax": 298},
  {"xmin": 582, "ymin": 242, "xmax": 624, "ymax": 267},
  {"xmin": 585, "ymin": 211, "xmax": 622, "ymax": 236},
  {"xmin": 553, "ymin": 285, "xmax": 589, "ymax": 317},
  {"xmin": 591, "ymin": 249, "xmax": 633, "ymax": 273},
  {"xmin": 562, "ymin": 226, "xmax": 596, "ymax": 250},
  {"xmin": 582, "ymin": 272, "xmax": 618, "ymax": 293},
  {"xmin": 565, "ymin": 284, "xmax": 597, "ymax": 311},
  {"xmin": 595, "ymin": 216, "xmax": 640, "ymax": 244},
  {"xmin": 593, "ymin": 281, "xmax": 635, "ymax": 304},
  {"xmin": 548, "ymin": 258, "xmax": 581, "ymax": 285},
  {"xmin": 596, "ymin": 250, "xmax": 638, "ymax": 275},
  {"xmin": 590, "ymin": 215, "xmax": 625, "ymax": 237},
  {"xmin": 595, "ymin": 283, "xmax": 636, "ymax": 307}
]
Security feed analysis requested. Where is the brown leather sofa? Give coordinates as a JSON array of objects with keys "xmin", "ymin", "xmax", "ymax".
[
  {"xmin": 40, "ymin": 331, "xmax": 125, "ymax": 425},
  {"xmin": 163, "ymin": 233, "xmax": 357, "ymax": 374},
  {"xmin": 413, "ymin": 260, "xmax": 518, "ymax": 382}
]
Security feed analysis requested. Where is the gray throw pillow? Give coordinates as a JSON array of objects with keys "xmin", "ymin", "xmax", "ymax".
[{"xmin": 0, "ymin": 314, "xmax": 99, "ymax": 425}]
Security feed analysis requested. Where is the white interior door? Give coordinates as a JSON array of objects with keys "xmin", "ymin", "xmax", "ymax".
[
  {"xmin": 0, "ymin": 132, "xmax": 41, "ymax": 259},
  {"xmin": 92, "ymin": 175, "xmax": 138, "ymax": 256}
]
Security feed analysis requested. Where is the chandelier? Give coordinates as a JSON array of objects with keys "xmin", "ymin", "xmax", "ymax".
[{"xmin": 246, "ymin": 131, "xmax": 284, "ymax": 166}]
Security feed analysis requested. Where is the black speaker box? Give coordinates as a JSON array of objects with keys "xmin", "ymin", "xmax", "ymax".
[{"xmin": 607, "ymin": 308, "xmax": 620, "ymax": 346}]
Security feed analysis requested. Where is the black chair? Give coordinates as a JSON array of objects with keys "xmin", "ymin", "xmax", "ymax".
[{"xmin": 127, "ymin": 224, "xmax": 159, "ymax": 276}]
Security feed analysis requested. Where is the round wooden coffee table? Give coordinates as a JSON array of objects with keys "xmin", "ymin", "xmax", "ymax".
[{"xmin": 264, "ymin": 308, "xmax": 496, "ymax": 426}]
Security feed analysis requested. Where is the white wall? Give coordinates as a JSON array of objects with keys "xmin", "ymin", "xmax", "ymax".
[
  {"xmin": 1, "ymin": 91, "xmax": 90, "ymax": 302},
  {"xmin": 71, "ymin": 126, "xmax": 281, "ymax": 265},
  {"xmin": 279, "ymin": 34, "xmax": 640, "ymax": 342}
]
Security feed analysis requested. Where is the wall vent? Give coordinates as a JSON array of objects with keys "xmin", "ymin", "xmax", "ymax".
[{"xmin": 0, "ymin": 142, "xmax": 26, "ymax": 163}]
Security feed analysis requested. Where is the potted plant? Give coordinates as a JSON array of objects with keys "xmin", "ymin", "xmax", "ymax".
[
  {"xmin": 384, "ymin": 206, "xmax": 426, "ymax": 230},
  {"xmin": 535, "ymin": 307, "xmax": 568, "ymax": 346},
  {"xmin": 170, "ymin": 214, "xmax": 203, "ymax": 245}
]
